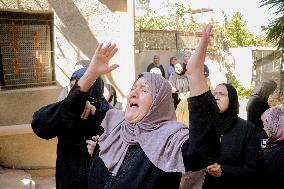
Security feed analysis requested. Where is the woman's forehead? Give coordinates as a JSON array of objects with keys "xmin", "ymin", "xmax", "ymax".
[
  {"xmin": 215, "ymin": 85, "xmax": 228, "ymax": 93},
  {"xmin": 134, "ymin": 77, "xmax": 149, "ymax": 87}
]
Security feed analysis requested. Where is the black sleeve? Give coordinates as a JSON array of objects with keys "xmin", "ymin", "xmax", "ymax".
[
  {"xmin": 60, "ymin": 82, "xmax": 89, "ymax": 121},
  {"xmin": 31, "ymin": 85, "xmax": 87, "ymax": 140},
  {"xmin": 182, "ymin": 91, "xmax": 221, "ymax": 171},
  {"xmin": 84, "ymin": 110, "xmax": 106, "ymax": 138},
  {"xmin": 31, "ymin": 101, "xmax": 63, "ymax": 140},
  {"xmin": 56, "ymin": 82, "xmax": 94, "ymax": 133}
]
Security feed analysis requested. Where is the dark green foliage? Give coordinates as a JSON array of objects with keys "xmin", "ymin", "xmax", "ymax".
[{"xmin": 261, "ymin": 0, "xmax": 284, "ymax": 49}]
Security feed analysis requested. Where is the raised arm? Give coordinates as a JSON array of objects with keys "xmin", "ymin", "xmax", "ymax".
[
  {"xmin": 78, "ymin": 43, "xmax": 118, "ymax": 92},
  {"xmin": 187, "ymin": 25, "xmax": 212, "ymax": 96},
  {"xmin": 182, "ymin": 25, "xmax": 220, "ymax": 171},
  {"xmin": 57, "ymin": 43, "xmax": 118, "ymax": 132}
]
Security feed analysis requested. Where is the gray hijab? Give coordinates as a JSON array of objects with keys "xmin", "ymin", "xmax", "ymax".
[
  {"xmin": 170, "ymin": 73, "xmax": 190, "ymax": 93},
  {"xmin": 98, "ymin": 72, "xmax": 189, "ymax": 176}
]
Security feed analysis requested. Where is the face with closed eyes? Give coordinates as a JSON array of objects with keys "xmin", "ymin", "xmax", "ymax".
[{"xmin": 125, "ymin": 77, "xmax": 153, "ymax": 123}]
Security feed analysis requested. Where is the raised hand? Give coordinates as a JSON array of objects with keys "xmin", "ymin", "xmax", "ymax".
[
  {"xmin": 187, "ymin": 24, "xmax": 213, "ymax": 96},
  {"xmin": 88, "ymin": 43, "xmax": 118, "ymax": 78},
  {"xmin": 78, "ymin": 42, "xmax": 118, "ymax": 92}
]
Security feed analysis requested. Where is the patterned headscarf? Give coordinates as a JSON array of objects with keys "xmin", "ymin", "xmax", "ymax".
[
  {"xmin": 261, "ymin": 106, "xmax": 284, "ymax": 146},
  {"xmin": 98, "ymin": 72, "xmax": 189, "ymax": 176}
]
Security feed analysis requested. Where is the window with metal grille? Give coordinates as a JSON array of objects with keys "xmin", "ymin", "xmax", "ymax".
[{"xmin": 0, "ymin": 11, "xmax": 54, "ymax": 89}]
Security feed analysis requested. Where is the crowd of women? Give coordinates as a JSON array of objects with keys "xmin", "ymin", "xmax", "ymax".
[{"xmin": 31, "ymin": 25, "xmax": 284, "ymax": 189}]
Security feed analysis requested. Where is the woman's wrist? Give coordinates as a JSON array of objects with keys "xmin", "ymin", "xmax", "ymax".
[
  {"xmin": 85, "ymin": 69, "xmax": 100, "ymax": 79},
  {"xmin": 78, "ymin": 70, "xmax": 99, "ymax": 92}
]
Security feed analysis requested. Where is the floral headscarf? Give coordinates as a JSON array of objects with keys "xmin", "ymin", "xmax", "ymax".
[{"xmin": 261, "ymin": 106, "xmax": 284, "ymax": 146}]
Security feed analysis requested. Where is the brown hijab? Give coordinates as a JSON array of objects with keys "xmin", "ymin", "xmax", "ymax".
[{"xmin": 98, "ymin": 72, "xmax": 189, "ymax": 176}]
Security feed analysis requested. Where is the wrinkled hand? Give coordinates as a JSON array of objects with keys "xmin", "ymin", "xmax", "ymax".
[
  {"xmin": 81, "ymin": 101, "xmax": 96, "ymax": 119},
  {"xmin": 206, "ymin": 163, "xmax": 222, "ymax": 177},
  {"xmin": 78, "ymin": 43, "xmax": 118, "ymax": 92},
  {"xmin": 88, "ymin": 42, "xmax": 119, "ymax": 78},
  {"xmin": 86, "ymin": 135, "xmax": 99, "ymax": 156}
]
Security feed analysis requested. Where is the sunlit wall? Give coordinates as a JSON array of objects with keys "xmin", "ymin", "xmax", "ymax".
[{"xmin": 0, "ymin": 0, "xmax": 135, "ymax": 100}]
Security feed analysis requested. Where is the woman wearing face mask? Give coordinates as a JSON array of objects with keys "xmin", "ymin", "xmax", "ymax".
[
  {"xmin": 169, "ymin": 62, "xmax": 190, "ymax": 100},
  {"xmin": 58, "ymin": 25, "xmax": 220, "ymax": 189},
  {"xmin": 202, "ymin": 83, "xmax": 259, "ymax": 189}
]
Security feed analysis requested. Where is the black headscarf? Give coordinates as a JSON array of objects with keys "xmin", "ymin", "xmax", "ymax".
[
  {"xmin": 90, "ymin": 77, "xmax": 104, "ymax": 99},
  {"xmin": 251, "ymin": 79, "xmax": 277, "ymax": 101},
  {"xmin": 218, "ymin": 83, "xmax": 239, "ymax": 134},
  {"xmin": 89, "ymin": 77, "xmax": 111, "ymax": 112},
  {"xmin": 70, "ymin": 67, "xmax": 111, "ymax": 112}
]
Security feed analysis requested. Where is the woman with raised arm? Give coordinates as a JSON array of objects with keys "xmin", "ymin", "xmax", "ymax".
[
  {"xmin": 31, "ymin": 68, "xmax": 111, "ymax": 189},
  {"xmin": 58, "ymin": 25, "xmax": 220, "ymax": 189}
]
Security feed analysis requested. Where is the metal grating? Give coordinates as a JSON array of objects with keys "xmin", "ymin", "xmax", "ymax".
[{"xmin": 0, "ymin": 11, "xmax": 54, "ymax": 89}]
